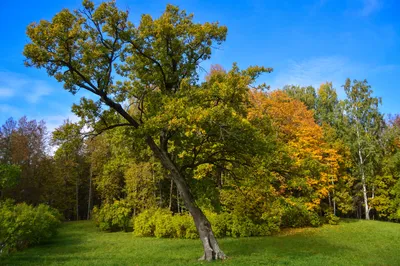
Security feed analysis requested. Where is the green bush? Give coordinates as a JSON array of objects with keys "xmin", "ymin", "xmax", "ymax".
[
  {"xmin": 133, "ymin": 208, "xmax": 279, "ymax": 239},
  {"xmin": 281, "ymin": 202, "xmax": 322, "ymax": 228},
  {"xmin": 0, "ymin": 200, "xmax": 61, "ymax": 255},
  {"xmin": 205, "ymin": 211, "xmax": 232, "ymax": 238},
  {"xmin": 172, "ymin": 214, "xmax": 198, "ymax": 239},
  {"xmin": 324, "ymin": 212, "xmax": 340, "ymax": 225},
  {"xmin": 154, "ymin": 209, "xmax": 175, "ymax": 238},
  {"xmin": 92, "ymin": 200, "xmax": 132, "ymax": 232},
  {"xmin": 132, "ymin": 208, "xmax": 157, "ymax": 236},
  {"xmin": 133, "ymin": 208, "xmax": 198, "ymax": 238}
]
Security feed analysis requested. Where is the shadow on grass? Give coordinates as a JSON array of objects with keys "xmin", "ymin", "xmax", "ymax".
[
  {"xmin": 339, "ymin": 218, "xmax": 362, "ymax": 223},
  {"xmin": 224, "ymin": 234, "xmax": 353, "ymax": 261},
  {"xmin": 0, "ymin": 223, "xmax": 87, "ymax": 265}
]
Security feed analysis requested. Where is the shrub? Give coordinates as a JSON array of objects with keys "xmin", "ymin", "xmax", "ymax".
[
  {"xmin": 133, "ymin": 208, "xmax": 280, "ymax": 239},
  {"xmin": 92, "ymin": 200, "xmax": 132, "ymax": 232},
  {"xmin": 324, "ymin": 212, "xmax": 340, "ymax": 225},
  {"xmin": 205, "ymin": 211, "xmax": 232, "ymax": 238},
  {"xmin": 281, "ymin": 202, "xmax": 322, "ymax": 228},
  {"xmin": 154, "ymin": 209, "xmax": 175, "ymax": 238},
  {"xmin": 172, "ymin": 214, "xmax": 198, "ymax": 239},
  {"xmin": 132, "ymin": 208, "xmax": 157, "ymax": 236},
  {"xmin": 0, "ymin": 200, "xmax": 61, "ymax": 255}
]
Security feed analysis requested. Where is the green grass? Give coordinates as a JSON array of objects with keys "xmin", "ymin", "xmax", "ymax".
[{"xmin": 1, "ymin": 219, "xmax": 399, "ymax": 265}]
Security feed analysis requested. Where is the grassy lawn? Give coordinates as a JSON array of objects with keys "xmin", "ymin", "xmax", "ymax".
[{"xmin": 1, "ymin": 219, "xmax": 399, "ymax": 265}]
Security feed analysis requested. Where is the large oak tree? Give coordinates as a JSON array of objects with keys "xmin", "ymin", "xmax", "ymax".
[{"xmin": 24, "ymin": 0, "xmax": 271, "ymax": 260}]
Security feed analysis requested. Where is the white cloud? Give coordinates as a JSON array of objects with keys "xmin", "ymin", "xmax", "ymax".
[{"xmin": 0, "ymin": 71, "xmax": 53, "ymax": 103}]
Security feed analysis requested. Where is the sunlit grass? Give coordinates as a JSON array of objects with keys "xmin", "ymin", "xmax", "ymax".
[{"xmin": 1, "ymin": 219, "xmax": 399, "ymax": 265}]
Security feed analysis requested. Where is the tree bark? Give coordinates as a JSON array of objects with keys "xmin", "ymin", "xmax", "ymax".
[
  {"xmin": 76, "ymin": 178, "xmax": 79, "ymax": 221},
  {"xmin": 169, "ymin": 179, "xmax": 173, "ymax": 211},
  {"xmin": 331, "ymin": 176, "xmax": 336, "ymax": 216},
  {"xmin": 146, "ymin": 137, "xmax": 226, "ymax": 261},
  {"xmin": 87, "ymin": 166, "xmax": 92, "ymax": 220},
  {"xmin": 177, "ymin": 187, "xmax": 180, "ymax": 213},
  {"xmin": 358, "ymin": 148, "xmax": 369, "ymax": 220},
  {"xmin": 356, "ymin": 125, "xmax": 369, "ymax": 220}
]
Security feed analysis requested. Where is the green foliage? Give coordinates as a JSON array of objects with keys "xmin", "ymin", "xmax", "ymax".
[
  {"xmin": 324, "ymin": 212, "xmax": 340, "ymax": 225},
  {"xmin": 0, "ymin": 164, "xmax": 21, "ymax": 191},
  {"xmin": 124, "ymin": 161, "xmax": 161, "ymax": 212},
  {"xmin": 172, "ymin": 214, "xmax": 199, "ymax": 239},
  {"xmin": 283, "ymin": 85, "xmax": 317, "ymax": 111},
  {"xmin": 0, "ymin": 200, "xmax": 61, "ymax": 254},
  {"xmin": 133, "ymin": 208, "xmax": 280, "ymax": 239},
  {"xmin": 281, "ymin": 201, "xmax": 322, "ymax": 228},
  {"xmin": 389, "ymin": 179, "xmax": 400, "ymax": 220},
  {"xmin": 92, "ymin": 200, "xmax": 132, "ymax": 232}
]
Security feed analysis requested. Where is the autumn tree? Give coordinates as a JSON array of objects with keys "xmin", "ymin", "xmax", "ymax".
[
  {"xmin": 0, "ymin": 117, "xmax": 49, "ymax": 204},
  {"xmin": 23, "ymin": 0, "xmax": 272, "ymax": 260},
  {"xmin": 248, "ymin": 90, "xmax": 342, "ymax": 222}
]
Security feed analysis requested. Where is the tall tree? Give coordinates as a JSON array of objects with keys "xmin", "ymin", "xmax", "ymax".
[
  {"xmin": 316, "ymin": 82, "xmax": 339, "ymax": 126},
  {"xmin": 343, "ymin": 78, "xmax": 383, "ymax": 220},
  {"xmin": 53, "ymin": 121, "xmax": 89, "ymax": 220},
  {"xmin": 0, "ymin": 117, "xmax": 48, "ymax": 204},
  {"xmin": 23, "ymin": 1, "xmax": 272, "ymax": 259},
  {"xmin": 283, "ymin": 85, "xmax": 317, "ymax": 111}
]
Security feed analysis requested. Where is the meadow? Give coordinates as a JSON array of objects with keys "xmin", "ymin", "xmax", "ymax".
[{"xmin": 1, "ymin": 219, "xmax": 399, "ymax": 266}]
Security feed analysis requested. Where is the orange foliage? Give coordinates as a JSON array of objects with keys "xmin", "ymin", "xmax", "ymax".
[{"xmin": 249, "ymin": 90, "xmax": 341, "ymax": 210}]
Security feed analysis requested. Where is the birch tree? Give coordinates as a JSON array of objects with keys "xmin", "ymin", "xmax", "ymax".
[{"xmin": 343, "ymin": 78, "xmax": 383, "ymax": 220}]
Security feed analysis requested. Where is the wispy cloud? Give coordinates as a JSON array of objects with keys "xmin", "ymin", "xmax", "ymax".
[
  {"xmin": 271, "ymin": 56, "xmax": 358, "ymax": 93},
  {"xmin": 0, "ymin": 71, "xmax": 53, "ymax": 103},
  {"xmin": 42, "ymin": 114, "xmax": 80, "ymax": 133},
  {"xmin": 0, "ymin": 104, "xmax": 21, "ymax": 117},
  {"xmin": 0, "ymin": 88, "xmax": 14, "ymax": 98},
  {"xmin": 359, "ymin": 0, "xmax": 382, "ymax": 16},
  {"xmin": 269, "ymin": 55, "xmax": 400, "ymax": 99}
]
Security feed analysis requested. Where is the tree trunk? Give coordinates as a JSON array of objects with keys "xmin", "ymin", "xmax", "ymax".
[
  {"xmin": 76, "ymin": 178, "xmax": 79, "ymax": 221},
  {"xmin": 146, "ymin": 137, "xmax": 226, "ymax": 261},
  {"xmin": 331, "ymin": 177, "xmax": 336, "ymax": 216},
  {"xmin": 356, "ymin": 125, "xmax": 369, "ymax": 220},
  {"xmin": 359, "ymin": 150, "xmax": 369, "ymax": 220},
  {"xmin": 328, "ymin": 191, "xmax": 332, "ymax": 209},
  {"xmin": 177, "ymin": 187, "xmax": 180, "ymax": 213},
  {"xmin": 169, "ymin": 179, "xmax": 173, "ymax": 211},
  {"xmin": 87, "ymin": 166, "xmax": 92, "ymax": 220},
  {"xmin": 333, "ymin": 196, "xmax": 336, "ymax": 216}
]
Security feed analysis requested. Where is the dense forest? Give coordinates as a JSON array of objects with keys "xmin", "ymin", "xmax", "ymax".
[{"xmin": 1, "ymin": 0, "xmax": 400, "ymax": 261}]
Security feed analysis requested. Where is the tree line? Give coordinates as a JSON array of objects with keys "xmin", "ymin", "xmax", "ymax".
[{"xmin": 2, "ymin": 78, "xmax": 400, "ymax": 221}]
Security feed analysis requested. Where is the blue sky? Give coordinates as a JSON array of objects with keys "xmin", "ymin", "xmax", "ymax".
[{"xmin": 0, "ymin": 0, "xmax": 399, "ymax": 131}]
